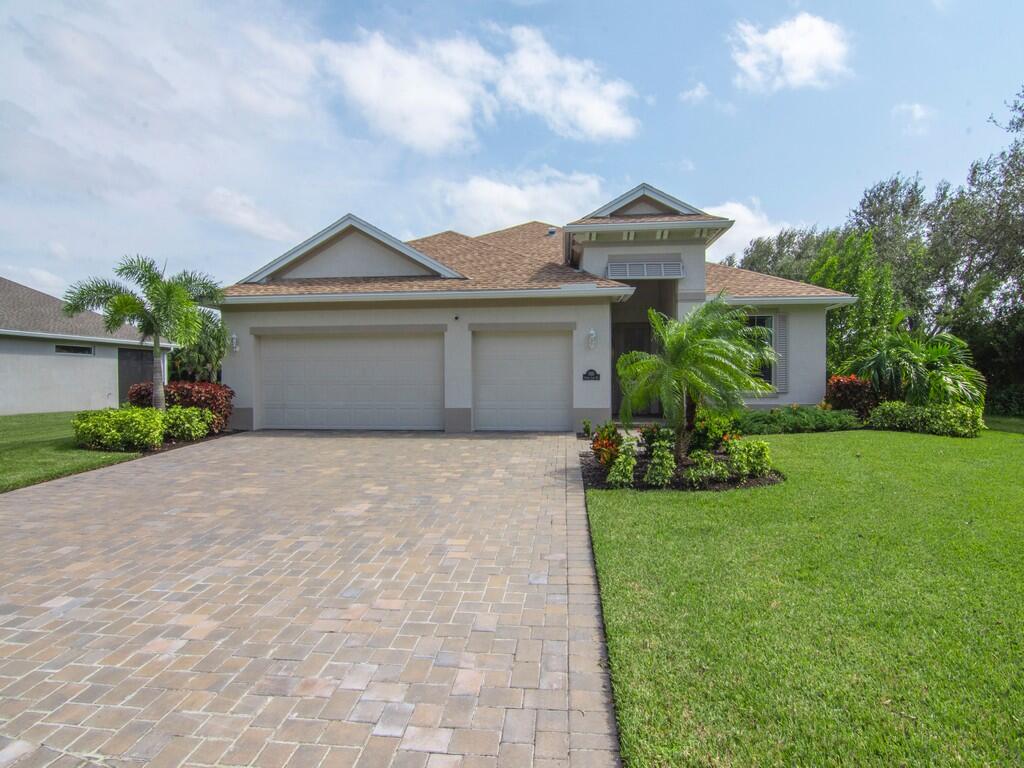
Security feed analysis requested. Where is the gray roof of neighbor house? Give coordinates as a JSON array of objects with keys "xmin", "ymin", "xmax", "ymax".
[{"xmin": 0, "ymin": 276, "xmax": 161, "ymax": 345}]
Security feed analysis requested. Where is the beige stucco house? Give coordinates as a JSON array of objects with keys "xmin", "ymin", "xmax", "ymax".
[
  {"xmin": 0, "ymin": 277, "xmax": 171, "ymax": 415},
  {"xmin": 220, "ymin": 184, "xmax": 854, "ymax": 432}
]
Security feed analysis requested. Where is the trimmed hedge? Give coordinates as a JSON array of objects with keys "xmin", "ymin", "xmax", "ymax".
[
  {"xmin": 128, "ymin": 381, "xmax": 234, "ymax": 432},
  {"xmin": 165, "ymin": 406, "xmax": 216, "ymax": 442},
  {"xmin": 736, "ymin": 405, "xmax": 861, "ymax": 435},
  {"xmin": 72, "ymin": 407, "xmax": 165, "ymax": 451},
  {"xmin": 867, "ymin": 401, "xmax": 985, "ymax": 438}
]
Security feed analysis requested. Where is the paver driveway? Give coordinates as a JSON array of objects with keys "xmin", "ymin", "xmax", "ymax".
[{"xmin": 0, "ymin": 433, "xmax": 618, "ymax": 768}]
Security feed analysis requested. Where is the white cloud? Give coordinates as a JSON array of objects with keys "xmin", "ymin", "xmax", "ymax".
[
  {"xmin": 731, "ymin": 13, "xmax": 850, "ymax": 92},
  {"xmin": 704, "ymin": 199, "xmax": 789, "ymax": 262},
  {"xmin": 496, "ymin": 26, "xmax": 637, "ymax": 141},
  {"xmin": 203, "ymin": 187, "xmax": 298, "ymax": 242},
  {"xmin": 320, "ymin": 32, "xmax": 499, "ymax": 154},
  {"xmin": 680, "ymin": 82, "xmax": 709, "ymax": 104},
  {"xmin": 3, "ymin": 265, "xmax": 67, "ymax": 296},
  {"xmin": 892, "ymin": 102, "xmax": 934, "ymax": 135},
  {"xmin": 436, "ymin": 168, "xmax": 605, "ymax": 235}
]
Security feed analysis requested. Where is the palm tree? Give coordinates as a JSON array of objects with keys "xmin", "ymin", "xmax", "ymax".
[
  {"xmin": 842, "ymin": 319, "xmax": 986, "ymax": 406},
  {"xmin": 616, "ymin": 296, "xmax": 776, "ymax": 457},
  {"xmin": 63, "ymin": 256, "xmax": 223, "ymax": 409}
]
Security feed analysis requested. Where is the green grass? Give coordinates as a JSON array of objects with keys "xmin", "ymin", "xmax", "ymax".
[
  {"xmin": 0, "ymin": 412, "xmax": 139, "ymax": 493},
  {"xmin": 587, "ymin": 430, "xmax": 1024, "ymax": 767},
  {"xmin": 986, "ymin": 414, "xmax": 1024, "ymax": 434}
]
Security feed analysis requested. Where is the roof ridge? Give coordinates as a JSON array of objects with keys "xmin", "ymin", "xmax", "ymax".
[{"xmin": 473, "ymin": 220, "xmax": 559, "ymax": 239}]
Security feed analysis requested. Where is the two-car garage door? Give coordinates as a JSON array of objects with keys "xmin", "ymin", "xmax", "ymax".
[{"xmin": 258, "ymin": 330, "xmax": 572, "ymax": 431}]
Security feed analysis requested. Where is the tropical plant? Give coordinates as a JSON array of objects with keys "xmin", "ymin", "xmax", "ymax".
[
  {"xmin": 63, "ymin": 256, "xmax": 223, "ymax": 409},
  {"xmin": 606, "ymin": 439, "xmax": 637, "ymax": 489},
  {"xmin": 725, "ymin": 439, "xmax": 773, "ymax": 480},
  {"xmin": 72, "ymin": 407, "xmax": 165, "ymax": 451},
  {"xmin": 866, "ymin": 401, "xmax": 986, "ymax": 438},
  {"xmin": 842, "ymin": 318, "xmax": 987, "ymax": 406},
  {"xmin": 169, "ymin": 310, "xmax": 229, "ymax": 382},
  {"xmin": 643, "ymin": 439, "xmax": 676, "ymax": 488},
  {"xmin": 616, "ymin": 296, "xmax": 775, "ymax": 458}
]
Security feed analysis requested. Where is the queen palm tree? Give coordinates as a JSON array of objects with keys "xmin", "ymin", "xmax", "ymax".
[
  {"xmin": 842, "ymin": 318, "xmax": 986, "ymax": 406},
  {"xmin": 616, "ymin": 295, "xmax": 776, "ymax": 457},
  {"xmin": 63, "ymin": 256, "xmax": 223, "ymax": 409}
]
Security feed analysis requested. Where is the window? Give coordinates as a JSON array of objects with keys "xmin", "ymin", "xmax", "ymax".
[
  {"xmin": 746, "ymin": 315, "xmax": 774, "ymax": 384},
  {"xmin": 55, "ymin": 344, "xmax": 94, "ymax": 356}
]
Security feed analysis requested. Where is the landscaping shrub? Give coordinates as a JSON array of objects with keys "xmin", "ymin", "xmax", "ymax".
[
  {"xmin": 736, "ymin": 405, "xmax": 861, "ymax": 435},
  {"xmin": 606, "ymin": 439, "xmax": 637, "ymax": 489},
  {"xmin": 72, "ymin": 407, "xmax": 165, "ymax": 451},
  {"xmin": 643, "ymin": 438, "xmax": 676, "ymax": 488},
  {"xmin": 691, "ymin": 409, "xmax": 738, "ymax": 451},
  {"xmin": 581, "ymin": 418, "xmax": 593, "ymax": 439},
  {"xmin": 726, "ymin": 439, "xmax": 773, "ymax": 480},
  {"xmin": 591, "ymin": 421, "xmax": 623, "ymax": 467},
  {"xmin": 164, "ymin": 406, "xmax": 216, "ymax": 442},
  {"xmin": 685, "ymin": 450, "xmax": 730, "ymax": 487},
  {"xmin": 638, "ymin": 423, "xmax": 674, "ymax": 453},
  {"xmin": 825, "ymin": 374, "xmax": 878, "ymax": 418},
  {"xmin": 128, "ymin": 381, "xmax": 235, "ymax": 432},
  {"xmin": 867, "ymin": 401, "xmax": 985, "ymax": 438}
]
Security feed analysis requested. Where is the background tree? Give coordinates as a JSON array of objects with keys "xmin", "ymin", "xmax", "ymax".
[
  {"xmin": 63, "ymin": 256, "xmax": 223, "ymax": 409},
  {"xmin": 616, "ymin": 298, "xmax": 775, "ymax": 458},
  {"xmin": 169, "ymin": 311, "xmax": 229, "ymax": 382}
]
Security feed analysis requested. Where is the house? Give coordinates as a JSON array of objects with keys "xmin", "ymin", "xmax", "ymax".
[
  {"xmin": 220, "ymin": 184, "xmax": 854, "ymax": 432},
  {"xmin": 0, "ymin": 277, "xmax": 171, "ymax": 415}
]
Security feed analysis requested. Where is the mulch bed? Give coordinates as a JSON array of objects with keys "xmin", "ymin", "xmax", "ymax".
[
  {"xmin": 579, "ymin": 439, "xmax": 784, "ymax": 492},
  {"xmin": 144, "ymin": 429, "xmax": 237, "ymax": 455}
]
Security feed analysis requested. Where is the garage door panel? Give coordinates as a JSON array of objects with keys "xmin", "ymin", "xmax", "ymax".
[
  {"xmin": 259, "ymin": 334, "xmax": 443, "ymax": 430},
  {"xmin": 473, "ymin": 332, "xmax": 572, "ymax": 432}
]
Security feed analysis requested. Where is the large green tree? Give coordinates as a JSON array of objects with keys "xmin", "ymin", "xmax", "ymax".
[
  {"xmin": 64, "ymin": 256, "xmax": 223, "ymax": 409},
  {"xmin": 616, "ymin": 296, "xmax": 775, "ymax": 458}
]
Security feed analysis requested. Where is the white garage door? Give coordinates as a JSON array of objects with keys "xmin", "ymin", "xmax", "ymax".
[
  {"xmin": 473, "ymin": 331, "xmax": 572, "ymax": 431},
  {"xmin": 259, "ymin": 334, "xmax": 443, "ymax": 430}
]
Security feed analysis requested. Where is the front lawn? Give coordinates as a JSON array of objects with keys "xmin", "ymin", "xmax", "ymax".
[
  {"xmin": 0, "ymin": 412, "xmax": 139, "ymax": 493},
  {"xmin": 588, "ymin": 429, "xmax": 1024, "ymax": 767}
]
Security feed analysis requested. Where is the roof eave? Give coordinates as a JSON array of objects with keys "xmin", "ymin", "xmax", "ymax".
[
  {"xmin": 564, "ymin": 219, "xmax": 733, "ymax": 234},
  {"xmin": 220, "ymin": 285, "xmax": 636, "ymax": 306},
  {"xmin": 583, "ymin": 183, "xmax": 708, "ymax": 218},
  {"xmin": 0, "ymin": 328, "xmax": 174, "ymax": 348},
  {"xmin": 719, "ymin": 294, "xmax": 858, "ymax": 307}
]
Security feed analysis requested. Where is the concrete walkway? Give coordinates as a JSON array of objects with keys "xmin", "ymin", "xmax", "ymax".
[{"xmin": 0, "ymin": 432, "xmax": 618, "ymax": 767}]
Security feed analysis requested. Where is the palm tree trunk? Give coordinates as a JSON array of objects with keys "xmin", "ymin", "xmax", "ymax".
[
  {"xmin": 674, "ymin": 393, "xmax": 698, "ymax": 460},
  {"xmin": 152, "ymin": 337, "xmax": 165, "ymax": 410}
]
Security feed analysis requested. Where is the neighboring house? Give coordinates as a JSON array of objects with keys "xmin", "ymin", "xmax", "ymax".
[
  {"xmin": 220, "ymin": 183, "xmax": 854, "ymax": 432},
  {"xmin": 0, "ymin": 277, "xmax": 171, "ymax": 415}
]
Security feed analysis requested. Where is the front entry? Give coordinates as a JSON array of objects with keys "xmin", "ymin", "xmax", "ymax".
[{"xmin": 611, "ymin": 322, "xmax": 661, "ymax": 417}]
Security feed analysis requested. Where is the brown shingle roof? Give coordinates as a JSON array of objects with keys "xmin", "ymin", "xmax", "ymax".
[
  {"xmin": 222, "ymin": 229, "xmax": 625, "ymax": 298},
  {"xmin": 0, "ymin": 276, "xmax": 148, "ymax": 343},
  {"xmin": 705, "ymin": 263, "xmax": 850, "ymax": 299},
  {"xmin": 570, "ymin": 213, "xmax": 730, "ymax": 226}
]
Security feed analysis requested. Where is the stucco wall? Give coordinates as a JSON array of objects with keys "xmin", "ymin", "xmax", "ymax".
[
  {"xmin": 221, "ymin": 299, "xmax": 614, "ymax": 431},
  {"xmin": 0, "ymin": 336, "xmax": 119, "ymax": 415},
  {"xmin": 579, "ymin": 242, "xmax": 707, "ymax": 297},
  {"xmin": 275, "ymin": 230, "xmax": 432, "ymax": 279},
  {"xmin": 743, "ymin": 304, "xmax": 829, "ymax": 406}
]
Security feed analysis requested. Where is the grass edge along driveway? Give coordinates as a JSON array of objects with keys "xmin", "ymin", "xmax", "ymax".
[
  {"xmin": 587, "ymin": 428, "xmax": 1024, "ymax": 767},
  {"xmin": 0, "ymin": 411, "xmax": 138, "ymax": 493}
]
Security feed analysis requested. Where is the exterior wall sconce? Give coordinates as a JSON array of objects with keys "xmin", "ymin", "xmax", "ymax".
[
  {"xmin": 585, "ymin": 328, "xmax": 598, "ymax": 350},
  {"xmin": 229, "ymin": 333, "xmax": 239, "ymax": 353}
]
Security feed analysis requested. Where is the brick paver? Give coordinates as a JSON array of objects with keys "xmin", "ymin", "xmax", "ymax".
[{"xmin": 0, "ymin": 433, "xmax": 618, "ymax": 767}]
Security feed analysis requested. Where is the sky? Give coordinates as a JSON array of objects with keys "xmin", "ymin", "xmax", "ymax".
[{"xmin": 2, "ymin": 0, "xmax": 1023, "ymax": 297}]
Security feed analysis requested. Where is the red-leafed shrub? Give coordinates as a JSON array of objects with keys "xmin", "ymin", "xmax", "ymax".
[
  {"xmin": 825, "ymin": 374, "xmax": 877, "ymax": 419},
  {"xmin": 128, "ymin": 381, "xmax": 235, "ymax": 432}
]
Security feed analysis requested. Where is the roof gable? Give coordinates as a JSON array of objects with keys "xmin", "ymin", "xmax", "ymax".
[
  {"xmin": 584, "ymin": 183, "xmax": 708, "ymax": 218},
  {"xmin": 242, "ymin": 214, "xmax": 463, "ymax": 283}
]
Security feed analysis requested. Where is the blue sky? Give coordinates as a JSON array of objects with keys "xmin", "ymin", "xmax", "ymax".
[{"xmin": 2, "ymin": 0, "xmax": 1022, "ymax": 297}]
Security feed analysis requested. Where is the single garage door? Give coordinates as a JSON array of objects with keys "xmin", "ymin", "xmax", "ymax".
[
  {"xmin": 473, "ymin": 331, "xmax": 572, "ymax": 431},
  {"xmin": 259, "ymin": 334, "xmax": 443, "ymax": 430}
]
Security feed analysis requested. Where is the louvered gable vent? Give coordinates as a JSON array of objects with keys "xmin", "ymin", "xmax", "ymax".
[{"xmin": 606, "ymin": 260, "xmax": 684, "ymax": 280}]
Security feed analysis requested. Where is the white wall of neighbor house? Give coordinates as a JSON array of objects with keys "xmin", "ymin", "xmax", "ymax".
[
  {"xmin": 0, "ymin": 336, "xmax": 119, "ymax": 414},
  {"xmin": 742, "ymin": 304, "xmax": 829, "ymax": 407},
  {"xmin": 221, "ymin": 299, "xmax": 614, "ymax": 431},
  {"xmin": 273, "ymin": 229, "xmax": 432, "ymax": 279}
]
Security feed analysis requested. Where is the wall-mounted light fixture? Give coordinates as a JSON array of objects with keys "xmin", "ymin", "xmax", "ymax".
[
  {"xmin": 585, "ymin": 328, "xmax": 598, "ymax": 350},
  {"xmin": 229, "ymin": 333, "xmax": 239, "ymax": 353}
]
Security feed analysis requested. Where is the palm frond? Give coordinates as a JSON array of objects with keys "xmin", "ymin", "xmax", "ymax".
[{"xmin": 62, "ymin": 278, "xmax": 136, "ymax": 317}]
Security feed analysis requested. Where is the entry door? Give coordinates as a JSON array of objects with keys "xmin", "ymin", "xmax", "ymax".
[
  {"xmin": 259, "ymin": 334, "xmax": 444, "ymax": 430},
  {"xmin": 611, "ymin": 323, "xmax": 660, "ymax": 417},
  {"xmin": 118, "ymin": 348, "xmax": 152, "ymax": 403},
  {"xmin": 472, "ymin": 331, "xmax": 572, "ymax": 431}
]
